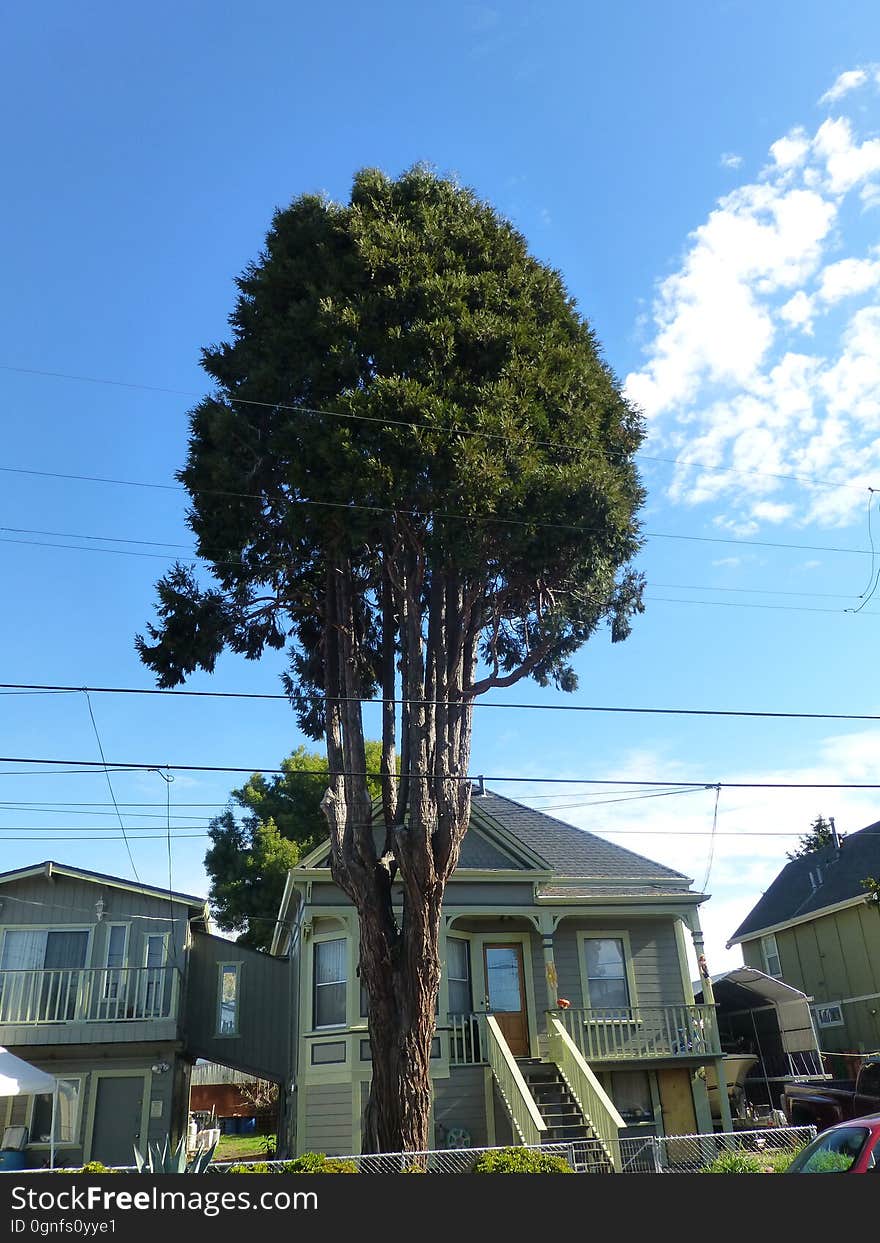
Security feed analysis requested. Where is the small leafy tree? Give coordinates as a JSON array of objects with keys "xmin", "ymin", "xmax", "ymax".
[
  {"xmin": 205, "ymin": 743, "xmax": 382, "ymax": 948},
  {"xmin": 137, "ymin": 166, "xmax": 645, "ymax": 1151},
  {"xmin": 786, "ymin": 815, "xmax": 844, "ymax": 861}
]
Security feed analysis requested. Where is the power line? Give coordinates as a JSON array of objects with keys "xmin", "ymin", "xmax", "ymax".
[
  {"xmin": 4, "ymin": 681, "xmax": 880, "ymax": 722},
  {"xmin": 0, "ymin": 487, "xmax": 876, "ymax": 563},
  {"xmin": 1, "ymin": 361, "xmax": 871, "ymax": 494},
  {"xmin": 1, "ymin": 753, "xmax": 880, "ymax": 789},
  {"xmin": 83, "ymin": 691, "xmax": 140, "ymax": 881}
]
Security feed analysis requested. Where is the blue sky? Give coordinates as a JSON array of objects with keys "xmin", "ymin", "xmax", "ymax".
[{"xmin": 1, "ymin": 2, "xmax": 880, "ymax": 974}]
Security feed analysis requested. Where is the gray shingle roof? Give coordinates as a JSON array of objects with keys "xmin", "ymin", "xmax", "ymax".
[
  {"xmin": 729, "ymin": 821, "xmax": 880, "ymax": 943},
  {"xmin": 474, "ymin": 791, "xmax": 690, "ymax": 884}
]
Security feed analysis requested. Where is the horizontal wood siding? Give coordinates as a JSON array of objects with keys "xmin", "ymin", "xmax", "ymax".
[
  {"xmin": 433, "ymin": 1066, "xmax": 490, "ymax": 1148},
  {"xmin": 184, "ymin": 931, "xmax": 290, "ymax": 1079},
  {"xmin": 302, "ymin": 1082, "xmax": 352, "ymax": 1155},
  {"xmin": 553, "ymin": 919, "xmax": 686, "ymax": 1010}
]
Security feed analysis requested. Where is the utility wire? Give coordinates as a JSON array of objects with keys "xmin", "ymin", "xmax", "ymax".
[
  {"xmin": 2, "ymin": 753, "xmax": 880, "ymax": 789},
  {"xmin": 4, "ymin": 680, "xmax": 880, "ymax": 723},
  {"xmin": 0, "ymin": 361, "xmax": 872, "ymax": 494},
  {"xmin": 0, "ymin": 497, "xmax": 876, "ymax": 563},
  {"xmin": 83, "ymin": 691, "xmax": 140, "ymax": 881},
  {"xmin": 701, "ymin": 784, "xmax": 722, "ymax": 892}
]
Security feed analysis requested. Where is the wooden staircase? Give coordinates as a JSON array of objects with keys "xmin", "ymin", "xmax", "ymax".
[{"xmin": 517, "ymin": 1059, "xmax": 616, "ymax": 1172}]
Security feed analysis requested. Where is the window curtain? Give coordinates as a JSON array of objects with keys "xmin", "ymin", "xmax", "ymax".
[{"xmin": 1, "ymin": 929, "xmax": 47, "ymax": 970}]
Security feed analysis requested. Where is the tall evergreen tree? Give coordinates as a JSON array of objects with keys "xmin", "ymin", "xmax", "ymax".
[
  {"xmin": 137, "ymin": 166, "xmax": 646, "ymax": 1151},
  {"xmin": 786, "ymin": 815, "xmax": 844, "ymax": 861}
]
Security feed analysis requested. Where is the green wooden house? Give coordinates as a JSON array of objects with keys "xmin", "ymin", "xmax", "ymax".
[
  {"xmin": 268, "ymin": 789, "xmax": 729, "ymax": 1161},
  {"xmin": 728, "ymin": 820, "xmax": 880, "ymax": 1055}
]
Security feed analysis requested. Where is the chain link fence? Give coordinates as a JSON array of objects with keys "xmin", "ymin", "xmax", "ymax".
[
  {"xmin": 214, "ymin": 1142, "xmax": 578, "ymax": 1174},
  {"xmin": 610, "ymin": 1125, "xmax": 816, "ymax": 1174}
]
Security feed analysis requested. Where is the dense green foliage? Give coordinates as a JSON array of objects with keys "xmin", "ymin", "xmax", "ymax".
[
  {"xmin": 137, "ymin": 165, "xmax": 645, "ymax": 721},
  {"xmin": 205, "ymin": 743, "xmax": 382, "ymax": 947},
  {"xmin": 699, "ymin": 1147, "xmax": 801, "ymax": 1173},
  {"xmin": 471, "ymin": 1147, "xmax": 574, "ymax": 1173}
]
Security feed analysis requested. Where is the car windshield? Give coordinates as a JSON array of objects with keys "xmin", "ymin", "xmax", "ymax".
[{"xmin": 787, "ymin": 1127, "xmax": 870, "ymax": 1173}]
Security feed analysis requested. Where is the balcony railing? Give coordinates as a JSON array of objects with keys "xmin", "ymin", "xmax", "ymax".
[
  {"xmin": 551, "ymin": 1004, "xmax": 721, "ymax": 1062},
  {"xmin": 0, "ymin": 967, "xmax": 178, "ymax": 1025}
]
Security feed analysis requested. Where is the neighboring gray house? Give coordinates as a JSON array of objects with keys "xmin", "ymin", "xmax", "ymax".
[
  {"xmin": 269, "ymin": 789, "xmax": 728, "ymax": 1161},
  {"xmin": 0, "ymin": 861, "xmax": 288, "ymax": 1167}
]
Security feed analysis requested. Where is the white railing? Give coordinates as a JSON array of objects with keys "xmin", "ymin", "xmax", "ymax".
[
  {"xmin": 0, "ymin": 967, "xmax": 178, "ymax": 1024},
  {"xmin": 548, "ymin": 1017, "xmax": 624, "ymax": 1171},
  {"xmin": 448, "ymin": 1012, "xmax": 484, "ymax": 1065},
  {"xmin": 485, "ymin": 1014, "xmax": 547, "ymax": 1147},
  {"xmin": 551, "ymin": 1004, "xmax": 720, "ymax": 1061}
]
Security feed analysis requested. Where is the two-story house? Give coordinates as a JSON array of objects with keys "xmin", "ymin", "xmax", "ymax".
[
  {"xmin": 268, "ymin": 788, "xmax": 729, "ymax": 1160},
  {"xmin": 728, "ymin": 819, "xmax": 880, "ymax": 1056},
  {"xmin": 0, "ymin": 861, "xmax": 288, "ymax": 1167}
]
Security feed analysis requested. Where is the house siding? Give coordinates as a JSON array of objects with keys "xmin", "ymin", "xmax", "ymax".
[
  {"xmin": 184, "ymin": 931, "xmax": 290, "ymax": 1080},
  {"xmin": 433, "ymin": 1066, "xmax": 491, "ymax": 1148},
  {"xmin": 742, "ymin": 902, "xmax": 880, "ymax": 1053},
  {"xmin": 301, "ymin": 1082, "xmax": 353, "ymax": 1155},
  {"xmin": 553, "ymin": 918, "xmax": 686, "ymax": 1009}
]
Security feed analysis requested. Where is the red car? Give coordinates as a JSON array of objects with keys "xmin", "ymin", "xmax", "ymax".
[{"xmin": 786, "ymin": 1113, "xmax": 880, "ymax": 1173}]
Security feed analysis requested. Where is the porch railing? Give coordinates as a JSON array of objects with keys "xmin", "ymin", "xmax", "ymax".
[
  {"xmin": 550, "ymin": 1004, "xmax": 720, "ymax": 1062},
  {"xmin": 547, "ymin": 1017, "xmax": 624, "ymax": 1171},
  {"xmin": 0, "ymin": 967, "xmax": 178, "ymax": 1024},
  {"xmin": 485, "ymin": 1015, "xmax": 547, "ymax": 1147}
]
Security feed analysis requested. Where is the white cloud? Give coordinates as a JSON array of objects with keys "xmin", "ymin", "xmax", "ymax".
[
  {"xmin": 819, "ymin": 66, "xmax": 876, "ymax": 105},
  {"xmin": 769, "ymin": 128, "xmax": 810, "ymax": 170},
  {"xmin": 628, "ymin": 93, "xmax": 880, "ymax": 532},
  {"xmin": 816, "ymin": 255, "xmax": 880, "ymax": 303},
  {"xmin": 720, "ymin": 153, "xmax": 743, "ymax": 169},
  {"xmin": 546, "ymin": 728, "xmax": 880, "ymax": 971}
]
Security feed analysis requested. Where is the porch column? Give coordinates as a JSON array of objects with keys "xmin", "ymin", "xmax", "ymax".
[
  {"xmin": 537, "ymin": 913, "xmax": 559, "ymax": 1014},
  {"xmin": 687, "ymin": 922, "xmax": 715, "ymax": 1007}
]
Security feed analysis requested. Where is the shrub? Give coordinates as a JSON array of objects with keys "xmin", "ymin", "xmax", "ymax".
[
  {"xmin": 77, "ymin": 1162, "xmax": 119, "ymax": 1175},
  {"xmin": 699, "ymin": 1151, "xmax": 765, "ymax": 1174},
  {"xmin": 760, "ymin": 1148, "xmax": 801, "ymax": 1173},
  {"xmin": 472, "ymin": 1147, "xmax": 574, "ymax": 1174},
  {"xmin": 227, "ymin": 1153, "xmax": 358, "ymax": 1174}
]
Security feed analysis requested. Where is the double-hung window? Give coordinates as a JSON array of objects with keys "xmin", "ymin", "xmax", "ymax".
[
  {"xmin": 446, "ymin": 938, "xmax": 472, "ymax": 1015},
  {"xmin": 314, "ymin": 938, "xmax": 347, "ymax": 1028},
  {"xmin": 584, "ymin": 937, "xmax": 631, "ymax": 1011},
  {"xmin": 760, "ymin": 933, "xmax": 782, "ymax": 979},
  {"xmin": 29, "ymin": 1078, "xmax": 81, "ymax": 1146},
  {"xmin": 217, "ymin": 963, "xmax": 240, "ymax": 1035}
]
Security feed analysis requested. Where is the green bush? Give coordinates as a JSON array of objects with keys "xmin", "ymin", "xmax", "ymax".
[
  {"xmin": 699, "ymin": 1151, "xmax": 765, "ymax": 1174},
  {"xmin": 801, "ymin": 1149, "xmax": 855, "ymax": 1173},
  {"xmin": 472, "ymin": 1147, "xmax": 574, "ymax": 1174},
  {"xmin": 77, "ymin": 1162, "xmax": 119, "ymax": 1175},
  {"xmin": 227, "ymin": 1153, "xmax": 358, "ymax": 1174},
  {"xmin": 761, "ymin": 1148, "xmax": 800, "ymax": 1173}
]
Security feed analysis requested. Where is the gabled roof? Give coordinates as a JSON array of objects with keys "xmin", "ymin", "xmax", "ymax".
[
  {"xmin": 474, "ymin": 792, "xmax": 690, "ymax": 886},
  {"xmin": 296, "ymin": 790, "xmax": 691, "ymax": 889},
  {"xmin": 0, "ymin": 860, "xmax": 209, "ymax": 916},
  {"xmin": 728, "ymin": 821, "xmax": 880, "ymax": 946}
]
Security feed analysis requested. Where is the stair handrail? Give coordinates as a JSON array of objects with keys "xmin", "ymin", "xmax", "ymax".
[
  {"xmin": 485, "ymin": 1015, "xmax": 547, "ymax": 1146},
  {"xmin": 548, "ymin": 1016, "xmax": 624, "ymax": 1171}
]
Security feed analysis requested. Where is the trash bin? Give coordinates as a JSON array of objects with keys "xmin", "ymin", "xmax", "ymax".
[{"xmin": 0, "ymin": 1150, "xmax": 27, "ymax": 1171}]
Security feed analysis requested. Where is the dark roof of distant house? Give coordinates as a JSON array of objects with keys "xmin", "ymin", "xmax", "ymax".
[
  {"xmin": 729, "ymin": 821, "xmax": 880, "ymax": 944},
  {"xmin": 473, "ymin": 791, "xmax": 691, "ymax": 887},
  {"xmin": 0, "ymin": 860, "xmax": 208, "ymax": 912}
]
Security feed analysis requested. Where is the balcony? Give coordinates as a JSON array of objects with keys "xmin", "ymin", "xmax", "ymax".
[{"xmin": 0, "ymin": 967, "xmax": 179, "ymax": 1040}]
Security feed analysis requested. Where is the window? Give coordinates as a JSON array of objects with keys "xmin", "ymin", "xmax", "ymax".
[
  {"xmin": 103, "ymin": 925, "xmax": 127, "ymax": 1001},
  {"xmin": 446, "ymin": 938, "xmax": 472, "ymax": 1015},
  {"xmin": 813, "ymin": 1002, "xmax": 844, "ymax": 1028},
  {"xmin": 217, "ymin": 963, "xmax": 240, "ymax": 1035},
  {"xmin": 761, "ymin": 934, "xmax": 782, "ymax": 979},
  {"xmin": 584, "ymin": 937, "xmax": 630, "ymax": 1010},
  {"xmin": 609, "ymin": 1071, "xmax": 654, "ymax": 1125},
  {"xmin": 142, "ymin": 934, "xmax": 168, "ymax": 1016},
  {"xmin": 314, "ymin": 939, "xmax": 347, "ymax": 1028},
  {"xmin": 787, "ymin": 1126, "xmax": 870, "ymax": 1172},
  {"xmin": 29, "ymin": 1079, "xmax": 81, "ymax": 1146},
  {"xmin": 0, "ymin": 930, "xmax": 90, "ymax": 1022}
]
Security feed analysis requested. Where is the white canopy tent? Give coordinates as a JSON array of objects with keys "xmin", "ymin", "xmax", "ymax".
[{"xmin": 0, "ymin": 1047, "xmax": 61, "ymax": 1168}]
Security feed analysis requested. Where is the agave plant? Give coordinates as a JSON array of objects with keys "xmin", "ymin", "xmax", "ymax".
[{"xmin": 133, "ymin": 1135, "xmax": 217, "ymax": 1173}]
